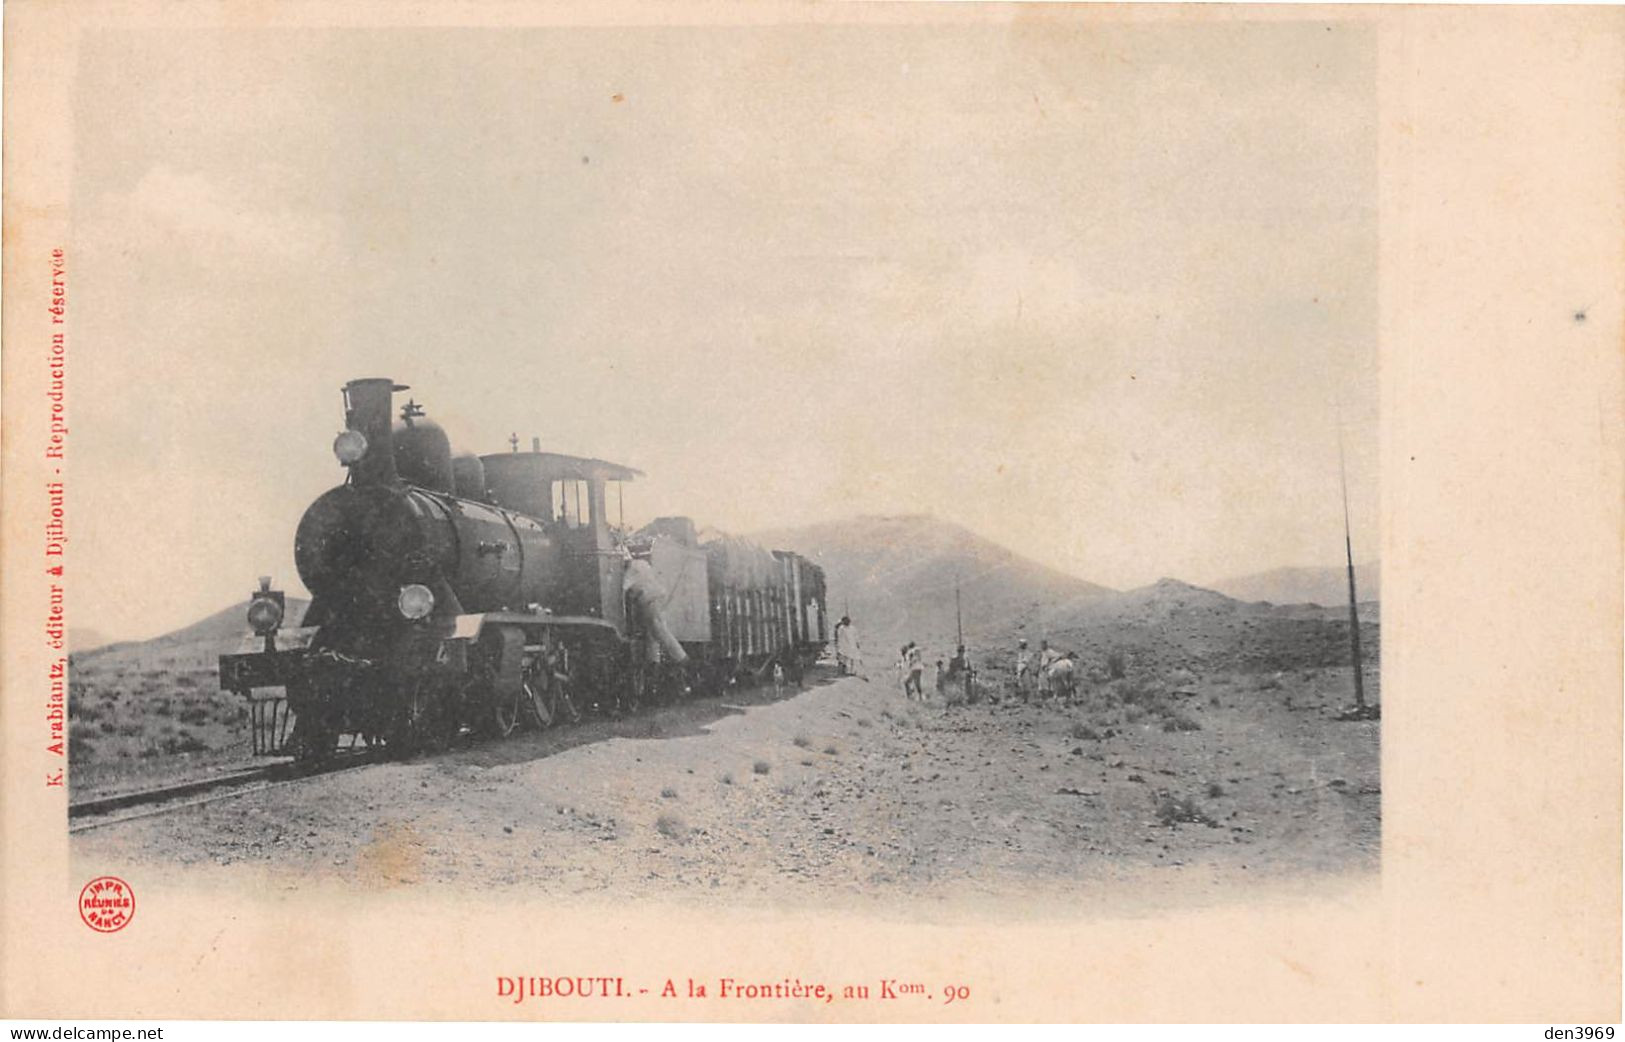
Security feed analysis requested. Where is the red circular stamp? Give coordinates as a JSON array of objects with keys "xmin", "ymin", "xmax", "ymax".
[{"xmin": 78, "ymin": 876, "xmax": 135, "ymax": 933}]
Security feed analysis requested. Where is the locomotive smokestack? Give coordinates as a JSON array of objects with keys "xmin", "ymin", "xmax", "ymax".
[{"xmin": 342, "ymin": 378, "xmax": 406, "ymax": 486}]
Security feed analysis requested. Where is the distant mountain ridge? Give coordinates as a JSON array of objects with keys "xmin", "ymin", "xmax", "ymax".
[
  {"xmin": 752, "ymin": 513, "xmax": 1113, "ymax": 650},
  {"xmin": 1209, "ymin": 563, "xmax": 1379, "ymax": 607}
]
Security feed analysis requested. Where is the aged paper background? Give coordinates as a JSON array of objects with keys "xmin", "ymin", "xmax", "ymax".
[{"xmin": 2, "ymin": 1, "xmax": 1620, "ymax": 1022}]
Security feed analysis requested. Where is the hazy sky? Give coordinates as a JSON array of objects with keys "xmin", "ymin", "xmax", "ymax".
[{"xmin": 71, "ymin": 21, "xmax": 1377, "ymax": 640}]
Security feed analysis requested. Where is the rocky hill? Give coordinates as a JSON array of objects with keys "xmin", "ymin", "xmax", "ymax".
[{"xmin": 988, "ymin": 577, "xmax": 1379, "ymax": 683}]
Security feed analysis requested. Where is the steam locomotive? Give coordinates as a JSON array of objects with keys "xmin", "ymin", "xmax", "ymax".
[{"xmin": 219, "ymin": 377, "xmax": 827, "ymax": 760}]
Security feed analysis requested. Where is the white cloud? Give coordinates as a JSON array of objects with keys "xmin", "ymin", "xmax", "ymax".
[{"xmin": 120, "ymin": 164, "xmax": 337, "ymax": 260}]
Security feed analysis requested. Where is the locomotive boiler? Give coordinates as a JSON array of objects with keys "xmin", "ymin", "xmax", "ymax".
[{"xmin": 220, "ymin": 377, "xmax": 828, "ymax": 760}]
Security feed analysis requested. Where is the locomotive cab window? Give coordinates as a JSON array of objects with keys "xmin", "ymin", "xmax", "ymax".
[{"xmin": 552, "ymin": 479, "xmax": 591, "ymax": 529}]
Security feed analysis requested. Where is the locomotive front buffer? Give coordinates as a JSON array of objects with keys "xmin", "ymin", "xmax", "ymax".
[{"xmin": 218, "ymin": 576, "xmax": 328, "ymax": 756}]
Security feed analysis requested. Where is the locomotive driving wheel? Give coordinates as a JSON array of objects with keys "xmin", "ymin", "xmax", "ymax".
[
  {"xmin": 523, "ymin": 642, "xmax": 580, "ymax": 728},
  {"xmin": 492, "ymin": 683, "xmax": 525, "ymax": 738}
]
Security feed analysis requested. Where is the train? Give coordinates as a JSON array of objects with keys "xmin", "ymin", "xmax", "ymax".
[{"xmin": 219, "ymin": 377, "xmax": 828, "ymax": 760}]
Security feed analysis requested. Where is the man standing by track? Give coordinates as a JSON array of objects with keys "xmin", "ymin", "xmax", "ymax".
[
  {"xmin": 1014, "ymin": 638, "xmax": 1033, "ymax": 702},
  {"xmin": 1037, "ymin": 640, "xmax": 1060, "ymax": 701},
  {"xmin": 834, "ymin": 615, "xmax": 865, "ymax": 678},
  {"xmin": 905, "ymin": 642, "xmax": 925, "ymax": 700}
]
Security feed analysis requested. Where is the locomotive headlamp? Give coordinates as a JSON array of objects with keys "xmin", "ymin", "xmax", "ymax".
[
  {"xmin": 247, "ymin": 597, "xmax": 284, "ymax": 635},
  {"xmin": 397, "ymin": 583, "xmax": 435, "ymax": 620},
  {"xmin": 333, "ymin": 429, "xmax": 369, "ymax": 466},
  {"xmin": 246, "ymin": 578, "xmax": 285, "ymax": 644}
]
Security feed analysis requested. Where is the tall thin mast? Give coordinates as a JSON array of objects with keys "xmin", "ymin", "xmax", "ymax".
[
  {"xmin": 955, "ymin": 578, "xmax": 964, "ymax": 648},
  {"xmin": 1339, "ymin": 425, "xmax": 1366, "ymax": 710}
]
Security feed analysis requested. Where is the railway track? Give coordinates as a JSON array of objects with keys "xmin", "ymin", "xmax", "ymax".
[{"xmin": 68, "ymin": 748, "xmax": 375, "ymax": 833}]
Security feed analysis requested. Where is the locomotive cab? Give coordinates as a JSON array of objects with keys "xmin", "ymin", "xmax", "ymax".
[{"xmin": 481, "ymin": 449, "xmax": 642, "ymax": 632}]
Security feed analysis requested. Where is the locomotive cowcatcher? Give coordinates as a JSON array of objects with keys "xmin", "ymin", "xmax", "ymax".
[{"xmin": 219, "ymin": 377, "xmax": 828, "ymax": 760}]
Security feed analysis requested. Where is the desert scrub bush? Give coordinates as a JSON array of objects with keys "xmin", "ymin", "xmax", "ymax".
[
  {"xmin": 1205, "ymin": 781, "xmax": 1226, "ymax": 798},
  {"xmin": 752, "ymin": 760, "xmax": 771, "ymax": 775},
  {"xmin": 654, "ymin": 813, "xmax": 691, "ymax": 844},
  {"xmin": 97, "ymin": 717, "xmax": 120, "ymax": 736},
  {"xmin": 1106, "ymin": 650, "xmax": 1128, "ymax": 680},
  {"xmin": 1154, "ymin": 794, "xmax": 1216, "ymax": 827},
  {"xmin": 857, "ymin": 717, "xmax": 871, "ymax": 728},
  {"xmin": 68, "ymin": 733, "xmax": 96, "ymax": 759},
  {"xmin": 660, "ymin": 786, "xmax": 678, "ymax": 799},
  {"xmin": 178, "ymin": 705, "xmax": 210, "ymax": 726},
  {"xmin": 1124, "ymin": 706, "xmax": 1146, "ymax": 725},
  {"xmin": 162, "ymin": 731, "xmax": 208, "ymax": 755},
  {"xmin": 793, "ymin": 735, "xmax": 812, "ymax": 749},
  {"xmin": 1162, "ymin": 712, "xmax": 1201, "ymax": 733},
  {"xmin": 823, "ymin": 745, "xmax": 839, "ymax": 756},
  {"xmin": 1255, "ymin": 674, "xmax": 1282, "ymax": 691},
  {"xmin": 174, "ymin": 674, "xmax": 200, "ymax": 689},
  {"xmin": 720, "ymin": 772, "xmax": 734, "ymax": 785}
]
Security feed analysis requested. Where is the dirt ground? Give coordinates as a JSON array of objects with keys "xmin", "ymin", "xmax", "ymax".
[{"xmin": 73, "ymin": 664, "xmax": 1379, "ymax": 909}]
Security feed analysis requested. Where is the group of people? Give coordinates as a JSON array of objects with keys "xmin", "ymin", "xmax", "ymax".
[
  {"xmin": 833, "ymin": 615, "xmax": 1081, "ymax": 706},
  {"xmin": 832, "ymin": 613, "xmax": 981, "ymax": 704},
  {"xmin": 894, "ymin": 641, "xmax": 975, "ymax": 702},
  {"xmin": 1012, "ymin": 638, "xmax": 1080, "ymax": 703}
]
